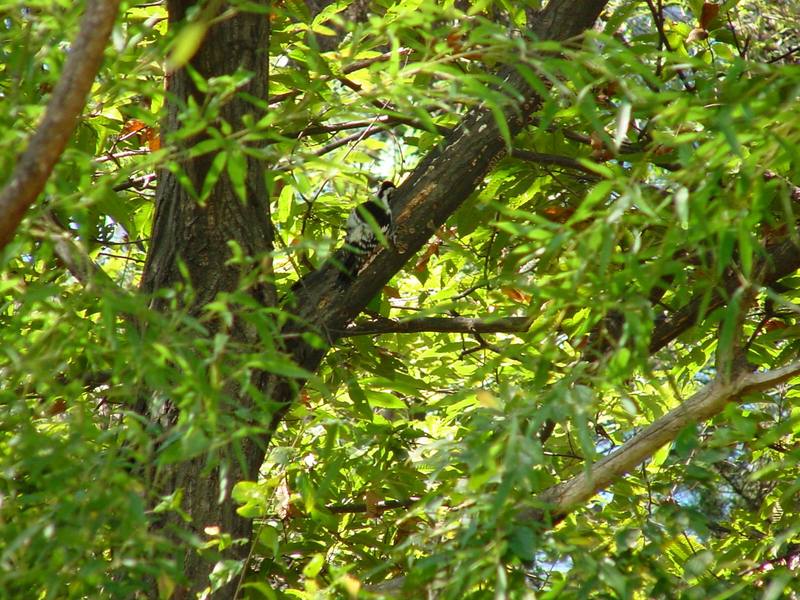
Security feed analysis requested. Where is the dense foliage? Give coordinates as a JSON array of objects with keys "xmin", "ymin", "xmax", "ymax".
[{"xmin": 2, "ymin": 0, "xmax": 800, "ymax": 597}]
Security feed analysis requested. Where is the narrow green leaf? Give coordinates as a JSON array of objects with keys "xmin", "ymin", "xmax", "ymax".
[
  {"xmin": 226, "ymin": 150, "xmax": 248, "ymax": 203},
  {"xmin": 199, "ymin": 152, "xmax": 227, "ymax": 205}
]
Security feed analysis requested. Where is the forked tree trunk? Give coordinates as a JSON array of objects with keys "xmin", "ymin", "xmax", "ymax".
[{"xmin": 139, "ymin": 0, "xmax": 608, "ymax": 596}]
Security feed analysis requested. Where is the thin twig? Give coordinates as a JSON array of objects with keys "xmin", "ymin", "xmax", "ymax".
[
  {"xmin": 336, "ymin": 315, "xmax": 532, "ymax": 337},
  {"xmin": 768, "ymin": 45, "xmax": 800, "ymax": 64},
  {"xmin": 269, "ymin": 48, "xmax": 413, "ymax": 105}
]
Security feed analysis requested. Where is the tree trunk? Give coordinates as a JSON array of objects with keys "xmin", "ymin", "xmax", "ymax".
[{"xmin": 140, "ymin": 2, "xmax": 272, "ymax": 596}]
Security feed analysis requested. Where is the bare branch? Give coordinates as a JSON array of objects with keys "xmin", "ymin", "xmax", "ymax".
[
  {"xmin": 523, "ymin": 359, "xmax": 800, "ymax": 522},
  {"xmin": 768, "ymin": 44, "xmax": 800, "ymax": 64},
  {"xmin": 370, "ymin": 359, "xmax": 800, "ymax": 594},
  {"xmin": 510, "ymin": 149, "xmax": 599, "ymax": 177},
  {"xmin": 282, "ymin": 114, "xmax": 447, "ymax": 143},
  {"xmin": 326, "ymin": 497, "xmax": 420, "ymax": 514},
  {"xmin": 113, "ymin": 173, "xmax": 158, "ymax": 192},
  {"xmin": 0, "ymin": 0, "xmax": 121, "ymax": 251},
  {"xmin": 336, "ymin": 315, "xmax": 532, "ymax": 337}
]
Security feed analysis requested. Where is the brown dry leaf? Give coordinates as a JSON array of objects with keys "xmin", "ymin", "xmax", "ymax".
[
  {"xmin": 542, "ymin": 206, "xmax": 574, "ymax": 223},
  {"xmin": 764, "ymin": 320, "xmax": 787, "ymax": 332},
  {"xmin": 446, "ymin": 31, "xmax": 463, "ymax": 54},
  {"xmin": 699, "ymin": 2, "xmax": 720, "ymax": 30},
  {"xmin": 501, "ymin": 287, "xmax": 531, "ymax": 304},
  {"xmin": 48, "ymin": 398, "xmax": 67, "ymax": 416},
  {"xmin": 121, "ymin": 119, "xmax": 148, "ymax": 135},
  {"xmin": 146, "ymin": 128, "xmax": 161, "ymax": 151},
  {"xmin": 382, "ymin": 284, "xmax": 401, "ymax": 298},
  {"xmin": 686, "ymin": 27, "xmax": 709, "ymax": 44},
  {"xmin": 414, "ymin": 239, "xmax": 442, "ymax": 272}
]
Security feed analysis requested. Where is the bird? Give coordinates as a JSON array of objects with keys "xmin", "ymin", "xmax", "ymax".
[{"xmin": 338, "ymin": 180, "xmax": 396, "ymax": 283}]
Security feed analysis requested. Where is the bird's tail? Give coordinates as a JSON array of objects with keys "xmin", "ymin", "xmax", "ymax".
[{"xmin": 336, "ymin": 248, "xmax": 362, "ymax": 285}]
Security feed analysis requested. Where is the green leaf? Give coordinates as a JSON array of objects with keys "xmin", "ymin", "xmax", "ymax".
[
  {"xmin": 508, "ymin": 526, "xmax": 537, "ymax": 561},
  {"xmin": 303, "ymin": 554, "xmax": 325, "ymax": 578},
  {"xmin": 227, "ymin": 150, "xmax": 248, "ymax": 202},
  {"xmin": 200, "ymin": 151, "xmax": 227, "ymax": 204}
]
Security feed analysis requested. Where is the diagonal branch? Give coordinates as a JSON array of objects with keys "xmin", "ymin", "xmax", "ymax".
[
  {"xmin": 522, "ymin": 359, "xmax": 800, "ymax": 523},
  {"xmin": 0, "ymin": 0, "xmax": 121, "ymax": 251},
  {"xmin": 289, "ymin": 0, "xmax": 611, "ymax": 328},
  {"xmin": 269, "ymin": 0, "xmax": 612, "ymax": 445},
  {"xmin": 370, "ymin": 358, "xmax": 800, "ymax": 594}
]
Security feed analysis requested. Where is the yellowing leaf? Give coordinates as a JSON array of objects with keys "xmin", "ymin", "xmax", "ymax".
[
  {"xmin": 476, "ymin": 389, "xmax": 500, "ymax": 409},
  {"xmin": 341, "ymin": 574, "xmax": 361, "ymax": 598},
  {"xmin": 167, "ymin": 22, "xmax": 208, "ymax": 71}
]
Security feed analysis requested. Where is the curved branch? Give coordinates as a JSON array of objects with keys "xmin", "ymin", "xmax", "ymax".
[
  {"xmin": 370, "ymin": 359, "xmax": 800, "ymax": 594},
  {"xmin": 0, "ymin": 0, "xmax": 121, "ymax": 251}
]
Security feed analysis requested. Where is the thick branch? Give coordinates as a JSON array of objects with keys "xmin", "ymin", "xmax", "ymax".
[
  {"xmin": 523, "ymin": 360, "xmax": 800, "ymax": 522},
  {"xmin": 0, "ymin": 1, "xmax": 121, "ymax": 251},
  {"xmin": 336, "ymin": 315, "xmax": 532, "ymax": 337},
  {"xmin": 372, "ymin": 359, "xmax": 800, "ymax": 594},
  {"xmin": 269, "ymin": 0, "xmax": 612, "ymax": 466},
  {"xmin": 288, "ymin": 0, "xmax": 609, "ymax": 326}
]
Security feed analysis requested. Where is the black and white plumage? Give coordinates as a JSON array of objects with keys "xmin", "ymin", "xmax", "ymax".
[{"xmin": 338, "ymin": 180, "xmax": 396, "ymax": 281}]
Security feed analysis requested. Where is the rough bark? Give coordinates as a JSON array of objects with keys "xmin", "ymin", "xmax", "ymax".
[
  {"xmin": 284, "ymin": 0, "xmax": 609, "ymax": 365},
  {"xmin": 140, "ymin": 2, "xmax": 272, "ymax": 597}
]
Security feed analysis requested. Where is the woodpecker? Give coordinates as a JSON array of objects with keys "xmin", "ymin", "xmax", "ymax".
[{"xmin": 339, "ymin": 180, "xmax": 396, "ymax": 282}]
